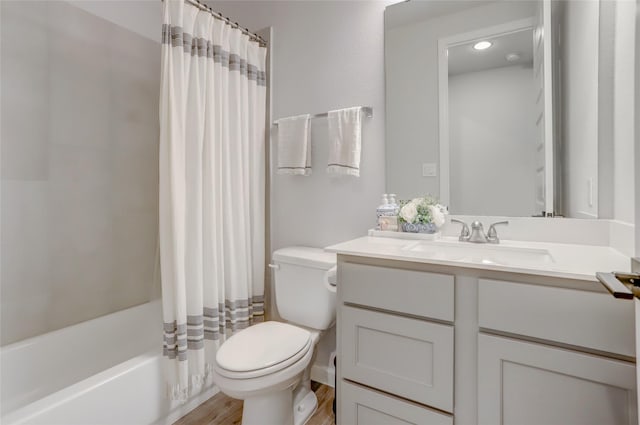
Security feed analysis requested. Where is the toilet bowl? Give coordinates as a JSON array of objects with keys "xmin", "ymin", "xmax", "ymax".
[
  {"xmin": 212, "ymin": 247, "xmax": 336, "ymax": 425},
  {"xmin": 212, "ymin": 322, "xmax": 318, "ymax": 425}
]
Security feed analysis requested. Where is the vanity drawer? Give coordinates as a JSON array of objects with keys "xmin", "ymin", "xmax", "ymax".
[
  {"xmin": 478, "ymin": 278, "xmax": 635, "ymax": 358},
  {"xmin": 340, "ymin": 261, "xmax": 454, "ymax": 321},
  {"xmin": 340, "ymin": 305, "xmax": 454, "ymax": 412},
  {"xmin": 340, "ymin": 380, "xmax": 453, "ymax": 425}
]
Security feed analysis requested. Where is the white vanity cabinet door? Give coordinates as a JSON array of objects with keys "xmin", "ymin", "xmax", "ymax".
[
  {"xmin": 478, "ymin": 333, "xmax": 638, "ymax": 425},
  {"xmin": 341, "ymin": 305, "xmax": 454, "ymax": 412},
  {"xmin": 340, "ymin": 381, "xmax": 453, "ymax": 425}
]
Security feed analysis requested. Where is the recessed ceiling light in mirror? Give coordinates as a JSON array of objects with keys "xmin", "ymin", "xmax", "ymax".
[
  {"xmin": 473, "ymin": 40, "xmax": 492, "ymax": 50},
  {"xmin": 505, "ymin": 53, "xmax": 521, "ymax": 62}
]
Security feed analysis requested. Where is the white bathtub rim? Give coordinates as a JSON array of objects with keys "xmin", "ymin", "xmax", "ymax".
[
  {"xmin": 2, "ymin": 349, "xmax": 158, "ymax": 424},
  {"xmin": 1, "ymin": 300, "xmax": 162, "ymax": 415},
  {"xmin": 2, "ymin": 347, "xmax": 218, "ymax": 425},
  {"xmin": 1, "ymin": 300, "xmax": 161, "ymax": 354}
]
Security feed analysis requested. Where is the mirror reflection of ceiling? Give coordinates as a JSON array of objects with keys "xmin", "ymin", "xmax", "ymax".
[{"xmin": 448, "ymin": 29, "xmax": 534, "ymax": 76}]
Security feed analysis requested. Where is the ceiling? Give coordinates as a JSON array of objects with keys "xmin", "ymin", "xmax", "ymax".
[{"xmin": 447, "ymin": 28, "xmax": 534, "ymax": 76}]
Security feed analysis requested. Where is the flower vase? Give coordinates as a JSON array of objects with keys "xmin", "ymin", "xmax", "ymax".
[{"xmin": 401, "ymin": 222, "xmax": 438, "ymax": 234}]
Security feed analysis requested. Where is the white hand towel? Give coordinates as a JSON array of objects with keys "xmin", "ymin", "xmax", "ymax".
[
  {"xmin": 276, "ymin": 114, "xmax": 311, "ymax": 175},
  {"xmin": 327, "ymin": 107, "xmax": 362, "ymax": 177}
]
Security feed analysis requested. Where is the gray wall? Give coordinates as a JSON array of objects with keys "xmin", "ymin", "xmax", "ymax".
[
  {"xmin": 210, "ymin": 1, "xmax": 389, "ymax": 257},
  {"xmin": 0, "ymin": 1, "xmax": 160, "ymax": 345}
]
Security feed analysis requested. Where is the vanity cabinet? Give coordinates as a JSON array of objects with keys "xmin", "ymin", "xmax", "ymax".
[
  {"xmin": 336, "ymin": 255, "xmax": 637, "ymax": 425},
  {"xmin": 337, "ymin": 260, "xmax": 455, "ymax": 423}
]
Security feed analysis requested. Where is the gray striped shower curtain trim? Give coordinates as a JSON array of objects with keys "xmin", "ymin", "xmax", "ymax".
[
  {"xmin": 162, "ymin": 296, "xmax": 265, "ymax": 361},
  {"xmin": 162, "ymin": 24, "xmax": 266, "ymax": 86}
]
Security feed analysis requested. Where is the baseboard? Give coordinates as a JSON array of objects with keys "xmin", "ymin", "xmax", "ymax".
[
  {"xmin": 153, "ymin": 385, "xmax": 220, "ymax": 425},
  {"xmin": 311, "ymin": 364, "xmax": 335, "ymax": 388}
]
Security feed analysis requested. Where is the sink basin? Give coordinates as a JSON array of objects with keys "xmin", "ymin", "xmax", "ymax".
[{"xmin": 403, "ymin": 240, "xmax": 555, "ymax": 267}]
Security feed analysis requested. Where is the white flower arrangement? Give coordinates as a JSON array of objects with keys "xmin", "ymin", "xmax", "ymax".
[
  {"xmin": 398, "ymin": 196, "xmax": 448, "ymax": 228},
  {"xmin": 399, "ymin": 202, "xmax": 418, "ymax": 223}
]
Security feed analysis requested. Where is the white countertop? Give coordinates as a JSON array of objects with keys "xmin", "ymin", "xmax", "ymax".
[{"xmin": 325, "ymin": 236, "xmax": 631, "ymax": 281}]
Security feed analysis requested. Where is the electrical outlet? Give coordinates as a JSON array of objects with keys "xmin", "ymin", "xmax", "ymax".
[{"xmin": 422, "ymin": 163, "xmax": 437, "ymax": 177}]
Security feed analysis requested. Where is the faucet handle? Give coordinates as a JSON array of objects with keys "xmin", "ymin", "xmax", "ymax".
[
  {"xmin": 450, "ymin": 218, "xmax": 470, "ymax": 241},
  {"xmin": 487, "ymin": 221, "xmax": 509, "ymax": 243}
]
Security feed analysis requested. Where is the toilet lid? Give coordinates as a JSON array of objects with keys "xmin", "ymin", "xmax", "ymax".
[{"xmin": 216, "ymin": 322, "xmax": 311, "ymax": 373}]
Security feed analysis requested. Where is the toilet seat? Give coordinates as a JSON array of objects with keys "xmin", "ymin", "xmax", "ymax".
[{"xmin": 215, "ymin": 321, "xmax": 312, "ymax": 380}]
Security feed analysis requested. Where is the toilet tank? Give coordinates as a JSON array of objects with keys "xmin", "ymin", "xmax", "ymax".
[{"xmin": 271, "ymin": 247, "xmax": 337, "ymax": 330}]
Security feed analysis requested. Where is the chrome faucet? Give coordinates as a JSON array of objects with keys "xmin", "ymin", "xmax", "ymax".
[
  {"xmin": 469, "ymin": 221, "xmax": 488, "ymax": 243},
  {"xmin": 450, "ymin": 219, "xmax": 509, "ymax": 244}
]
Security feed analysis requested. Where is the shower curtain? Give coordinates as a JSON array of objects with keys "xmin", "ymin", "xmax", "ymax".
[{"xmin": 159, "ymin": 0, "xmax": 267, "ymax": 400}]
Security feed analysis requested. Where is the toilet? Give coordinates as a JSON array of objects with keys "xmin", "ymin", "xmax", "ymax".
[{"xmin": 212, "ymin": 247, "xmax": 337, "ymax": 425}]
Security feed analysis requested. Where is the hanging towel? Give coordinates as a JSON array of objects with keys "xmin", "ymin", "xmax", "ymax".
[
  {"xmin": 276, "ymin": 114, "xmax": 311, "ymax": 175},
  {"xmin": 327, "ymin": 107, "xmax": 362, "ymax": 177}
]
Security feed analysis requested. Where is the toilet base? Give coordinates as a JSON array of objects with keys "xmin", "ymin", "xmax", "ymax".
[
  {"xmin": 240, "ymin": 383, "xmax": 318, "ymax": 425},
  {"xmin": 242, "ymin": 389, "xmax": 294, "ymax": 425},
  {"xmin": 293, "ymin": 388, "xmax": 318, "ymax": 425}
]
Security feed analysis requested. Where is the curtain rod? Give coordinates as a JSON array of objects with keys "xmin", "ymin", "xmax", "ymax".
[{"xmin": 166, "ymin": 0, "xmax": 267, "ymax": 47}]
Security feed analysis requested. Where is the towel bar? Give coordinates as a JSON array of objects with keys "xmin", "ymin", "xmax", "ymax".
[{"xmin": 273, "ymin": 106, "xmax": 373, "ymax": 126}]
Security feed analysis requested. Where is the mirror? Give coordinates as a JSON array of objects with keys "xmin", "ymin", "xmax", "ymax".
[
  {"xmin": 443, "ymin": 24, "xmax": 537, "ymax": 217},
  {"xmin": 385, "ymin": 0, "xmax": 636, "ymax": 220}
]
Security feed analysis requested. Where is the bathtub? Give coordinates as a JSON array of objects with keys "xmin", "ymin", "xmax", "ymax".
[{"xmin": 0, "ymin": 301, "xmax": 218, "ymax": 425}]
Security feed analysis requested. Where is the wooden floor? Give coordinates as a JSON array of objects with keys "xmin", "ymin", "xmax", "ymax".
[{"xmin": 174, "ymin": 382, "xmax": 335, "ymax": 425}]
